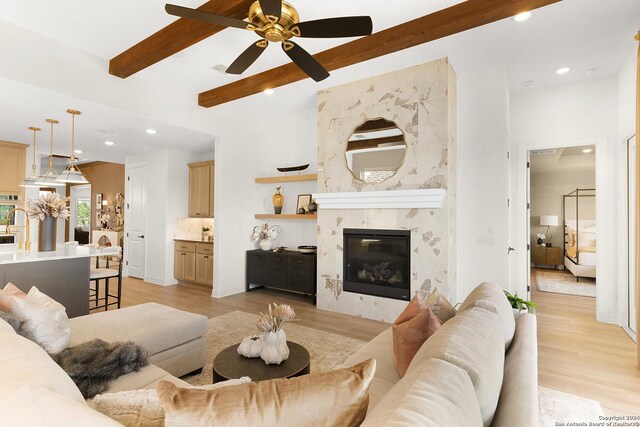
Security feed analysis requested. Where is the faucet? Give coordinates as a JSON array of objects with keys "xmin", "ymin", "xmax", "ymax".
[{"xmin": 6, "ymin": 208, "xmax": 30, "ymax": 251}]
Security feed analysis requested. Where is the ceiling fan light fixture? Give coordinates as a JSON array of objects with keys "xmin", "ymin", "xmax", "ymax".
[{"xmin": 56, "ymin": 110, "xmax": 88, "ymax": 184}]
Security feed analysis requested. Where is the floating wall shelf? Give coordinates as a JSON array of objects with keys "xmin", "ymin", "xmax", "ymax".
[
  {"xmin": 255, "ymin": 174, "xmax": 318, "ymax": 184},
  {"xmin": 255, "ymin": 214, "xmax": 317, "ymax": 220}
]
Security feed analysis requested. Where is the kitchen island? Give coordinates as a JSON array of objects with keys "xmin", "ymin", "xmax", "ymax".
[{"xmin": 0, "ymin": 245, "xmax": 120, "ymax": 318}]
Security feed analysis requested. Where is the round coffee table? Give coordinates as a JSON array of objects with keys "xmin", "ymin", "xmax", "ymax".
[{"xmin": 212, "ymin": 341, "xmax": 310, "ymax": 383}]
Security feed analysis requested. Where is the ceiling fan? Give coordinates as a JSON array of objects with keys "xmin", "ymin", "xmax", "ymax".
[{"xmin": 165, "ymin": 1, "xmax": 373, "ymax": 82}]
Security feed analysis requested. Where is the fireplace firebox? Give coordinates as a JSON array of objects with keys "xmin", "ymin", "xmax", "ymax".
[{"xmin": 343, "ymin": 228, "xmax": 411, "ymax": 301}]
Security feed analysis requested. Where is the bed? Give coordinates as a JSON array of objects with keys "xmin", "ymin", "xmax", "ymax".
[{"xmin": 563, "ymin": 189, "xmax": 596, "ymax": 281}]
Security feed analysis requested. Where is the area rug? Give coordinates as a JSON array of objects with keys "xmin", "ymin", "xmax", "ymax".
[
  {"xmin": 182, "ymin": 310, "xmax": 366, "ymax": 386},
  {"xmin": 539, "ymin": 386, "xmax": 605, "ymax": 426},
  {"xmin": 536, "ymin": 270, "xmax": 596, "ymax": 297}
]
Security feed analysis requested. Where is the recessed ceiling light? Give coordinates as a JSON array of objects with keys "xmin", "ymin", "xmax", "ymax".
[
  {"xmin": 264, "ymin": 89, "xmax": 274, "ymax": 95},
  {"xmin": 512, "ymin": 11, "xmax": 531, "ymax": 22},
  {"xmin": 582, "ymin": 148, "xmax": 593, "ymax": 154},
  {"xmin": 146, "ymin": 129, "xmax": 157, "ymax": 135},
  {"xmin": 556, "ymin": 67, "xmax": 570, "ymax": 75},
  {"xmin": 104, "ymin": 141, "xmax": 115, "ymax": 146},
  {"xmin": 74, "ymin": 149, "xmax": 83, "ymax": 154},
  {"xmin": 521, "ymin": 80, "xmax": 535, "ymax": 87},
  {"xmin": 585, "ymin": 68, "xmax": 598, "ymax": 74}
]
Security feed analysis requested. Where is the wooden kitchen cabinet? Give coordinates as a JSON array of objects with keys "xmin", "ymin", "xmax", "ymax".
[
  {"xmin": 174, "ymin": 240, "xmax": 213, "ymax": 287},
  {"xmin": 0, "ymin": 141, "xmax": 28, "ymax": 195},
  {"xmin": 188, "ymin": 161, "xmax": 214, "ymax": 218}
]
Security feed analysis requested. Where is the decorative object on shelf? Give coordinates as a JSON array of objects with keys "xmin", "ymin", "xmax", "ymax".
[
  {"xmin": 307, "ymin": 198, "xmax": 317, "ymax": 213},
  {"xmin": 252, "ymin": 223, "xmax": 282, "ymax": 251},
  {"xmin": 297, "ymin": 245, "xmax": 317, "ymax": 254},
  {"xmin": 296, "ymin": 194, "xmax": 311, "ymax": 214},
  {"xmin": 35, "ymin": 119, "xmax": 66, "ymax": 187},
  {"xmin": 503, "ymin": 290, "xmax": 537, "ymax": 319},
  {"xmin": 96, "ymin": 194, "xmax": 103, "ymax": 210},
  {"xmin": 539, "ymin": 215, "xmax": 558, "ymax": 247},
  {"xmin": 272, "ymin": 186, "xmax": 284, "ymax": 214},
  {"xmin": 256, "ymin": 303, "xmax": 296, "ymax": 365},
  {"xmin": 56, "ymin": 109, "xmax": 88, "ymax": 184},
  {"xmin": 20, "ymin": 127, "xmax": 42, "ymax": 188},
  {"xmin": 26, "ymin": 192, "xmax": 70, "ymax": 252},
  {"xmin": 237, "ymin": 335, "xmax": 262, "ymax": 358},
  {"xmin": 277, "ymin": 164, "xmax": 309, "ymax": 173},
  {"xmin": 536, "ymin": 233, "xmax": 545, "ymax": 246}
]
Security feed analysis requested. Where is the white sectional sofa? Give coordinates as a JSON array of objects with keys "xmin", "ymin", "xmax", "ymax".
[
  {"xmin": 341, "ymin": 282, "xmax": 539, "ymax": 427},
  {"xmin": 0, "ymin": 302, "xmax": 208, "ymax": 426}
]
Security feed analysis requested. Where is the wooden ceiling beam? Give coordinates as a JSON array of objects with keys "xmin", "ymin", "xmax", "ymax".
[
  {"xmin": 109, "ymin": 0, "xmax": 255, "ymax": 79},
  {"xmin": 198, "ymin": 0, "xmax": 561, "ymax": 108}
]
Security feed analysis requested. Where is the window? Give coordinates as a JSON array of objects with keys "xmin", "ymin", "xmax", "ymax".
[{"xmin": 76, "ymin": 198, "xmax": 90, "ymax": 228}]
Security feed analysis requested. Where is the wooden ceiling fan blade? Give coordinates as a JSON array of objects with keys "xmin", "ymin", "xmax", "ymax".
[
  {"xmin": 281, "ymin": 41, "xmax": 329, "ymax": 82},
  {"xmin": 293, "ymin": 17, "xmax": 373, "ymax": 38},
  {"xmin": 165, "ymin": 4, "xmax": 252, "ymax": 30},
  {"xmin": 259, "ymin": 0, "xmax": 282, "ymax": 21},
  {"xmin": 226, "ymin": 41, "xmax": 268, "ymax": 74}
]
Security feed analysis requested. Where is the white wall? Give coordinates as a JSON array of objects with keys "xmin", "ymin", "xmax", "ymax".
[
  {"xmin": 510, "ymin": 77, "xmax": 619, "ymax": 324},
  {"xmin": 456, "ymin": 66, "xmax": 511, "ymax": 302}
]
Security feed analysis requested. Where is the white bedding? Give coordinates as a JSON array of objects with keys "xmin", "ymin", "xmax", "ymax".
[{"xmin": 578, "ymin": 251, "xmax": 596, "ymax": 267}]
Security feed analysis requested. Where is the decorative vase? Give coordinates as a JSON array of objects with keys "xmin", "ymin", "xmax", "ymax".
[
  {"xmin": 307, "ymin": 199, "xmax": 317, "ymax": 213},
  {"xmin": 237, "ymin": 335, "xmax": 262, "ymax": 358},
  {"xmin": 537, "ymin": 238, "xmax": 543, "ymax": 245},
  {"xmin": 272, "ymin": 186, "xmax": 284, "ymax": 215},
  {"xmin": 260, "ymin": 329, "xmax": 289, "ymax": 365},
  {"xmin": 513, "ymin": 308, "xmax": 527, "ymax": 319},
  {"xmin": 38, "ymin": 215, "xmax": 57, "ymax": 252},
  {"xmin": 259, "ymin": 239, "xmax": 272, "ymax": 251}
]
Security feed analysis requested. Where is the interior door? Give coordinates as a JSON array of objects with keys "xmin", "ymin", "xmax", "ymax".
[
  {"xmin": 127, "ymin": 164, "xmax": 146, "ymax": 279},
  {"xmin": 629, "ymin": 135, "xmax": 637, "ymax": 334},
  {"xmin": 526, "ymin": 151, "xmax": 532, "ymax": 299}
]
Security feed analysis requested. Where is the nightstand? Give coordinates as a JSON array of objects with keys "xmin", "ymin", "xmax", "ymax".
[{"xmin": 531, "ymin": 246, "xmax": 563, "ymax": 268}]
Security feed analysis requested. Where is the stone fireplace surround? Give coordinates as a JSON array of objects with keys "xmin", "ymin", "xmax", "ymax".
[{"xmin": 314, "ymin": 59, "xmax": 457, "ymax": 323}]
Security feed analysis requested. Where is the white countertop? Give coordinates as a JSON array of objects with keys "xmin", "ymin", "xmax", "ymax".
[{"xmin": 0, "ymin": 245, "xmax": 121, "ymax": 265}]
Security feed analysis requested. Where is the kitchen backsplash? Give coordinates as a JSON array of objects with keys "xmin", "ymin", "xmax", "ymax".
[{"xmin": 173, "ymin": 217, "xmax": 214, "ymax": 240}]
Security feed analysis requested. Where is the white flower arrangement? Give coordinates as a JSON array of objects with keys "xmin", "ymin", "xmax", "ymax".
[
  {"xmin": 26, "ymin": 193, "xmax": 70, "ymax": 221},
  {"xmin": 256, "ymin": 303, "xmax": 296, "ymax": 333},
  {"xmin": 252, "ymin": 223, "xmax": 282, "ymax": 241},
  {"xmin": 536, "ymin": 233, "xmax": 546, "ymax": 240}
]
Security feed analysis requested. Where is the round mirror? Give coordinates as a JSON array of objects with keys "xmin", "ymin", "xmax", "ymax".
[{"xmin": 345, "ymin": 118, "xmax": 406, "ymax": 184}]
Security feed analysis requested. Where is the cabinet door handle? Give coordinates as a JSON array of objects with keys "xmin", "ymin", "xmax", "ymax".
[{"xmin": 204, "ymin": 256, "xmax": 209, "ymax": 259}]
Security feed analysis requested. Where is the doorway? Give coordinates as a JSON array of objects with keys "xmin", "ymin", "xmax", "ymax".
[
  {"xmin": 527, "ymin": 145, "xmax": 597, "ymax": 305},
  {"xmin": 126, "ymin": 164, "xmax": 146, "ymax": 279},
  {"xmin": 70, "ymin": 184, "xmax": 91, "ymax": 244},
  {"xmin": 628, "ymin": 135, "xmax": 637, "ymax": 337}
]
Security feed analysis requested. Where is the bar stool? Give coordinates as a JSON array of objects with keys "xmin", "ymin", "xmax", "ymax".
[{"xmin": 89, "ymin": 248, "xmax": 123, "ymax": 311}]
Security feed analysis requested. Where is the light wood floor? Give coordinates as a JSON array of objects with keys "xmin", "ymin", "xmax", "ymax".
[
  {"xmin": 113, "ymin": 273, "xmax": 640, "ymax": 415},
  {"xmin": 532, "ymin": 268, "xmax": 640, "ymax": 415}
]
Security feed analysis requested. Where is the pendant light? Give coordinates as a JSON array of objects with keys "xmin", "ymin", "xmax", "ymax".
[
  {"xmin": 56, "ymin": 109, "xmax": 88, "ymax": 184},
  {"xmin": 20, "ymin": 127, "xmax": 42, "ymax": 187},
  {"xmin": 35, "ymin": 119, "xmax": 66, "ymax": 187}
]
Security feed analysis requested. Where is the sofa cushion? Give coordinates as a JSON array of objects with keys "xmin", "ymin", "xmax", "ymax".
[
  {"xmin": 157, "ymin": 359, "xmax": 376, "ymax": 427},
  {"xmin": 362, "ymin": 358, "xmax": 483, "ymax": 427},
  {"xmin": 492, "ymin": 313, "xmax": 539, "ymax": 427},
  {"xmin": 342, "ymin": 328, "xmax": 400, "ymax": 385},
  {"xmin": 0, "ymin": 328, "xmax": 84, "ymax": 404},
  {"xmin": 0, "ymin": 385, "xmax": 121, "ymax": 427},
  {"xmin": 458, "ymin": 282, "xmax": 516, "ymax": 350},
  {"xmin": 69, "ymin": 302, "xmax": 208, "ymax": 356},
  {"xmin": 424, "ymin": 288, "xmax": 457, "ymax": 323},
  {"xmin": 92, "ymin": 364, "xmax": 191, "ymax": 396},
  {"xmin": 408, "ymin": 307, "xmax": 505, "ymax": 427},
  {"xmin": 392, "ymin": 303, "xmax": 441, "ymax": 377}
]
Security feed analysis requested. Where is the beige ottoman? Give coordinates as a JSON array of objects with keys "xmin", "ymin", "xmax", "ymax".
[{"xmin": 69, "ymin": 303, "xmax": 208, "ymax": 377}]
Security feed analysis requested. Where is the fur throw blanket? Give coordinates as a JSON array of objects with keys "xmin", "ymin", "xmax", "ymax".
[{"xmin": 52, "ymin": 339, "xmax": 149, "ymax": 399}]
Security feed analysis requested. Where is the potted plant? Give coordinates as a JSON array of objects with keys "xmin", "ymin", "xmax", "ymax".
[
  {"xmin": 503, "ymin": 290, "xmax": 537, "ymax": 319},
  {"xmin": 202, "ymin": 227, "xmax": 213, "ymax": 241}
]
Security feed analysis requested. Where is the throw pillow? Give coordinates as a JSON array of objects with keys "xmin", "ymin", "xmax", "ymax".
[
  {"xmin": 157, "ymin": 359, "xmax": 376, "ymax": 427},
  {"xmin": 424, "ymin": 288, "xmax": 457, "ymax": 323},
  {"xmin": 392, "ymin": 303, "xmax": 441, "ymax": 377},
  {"xmin": 0, "ymin": 282, "xmax": 26, "ymax": 311},
  {"xmin": 10, "ymin": 286, "xmax": 71, "ymax": 354},
  {"xmin": 93, "ymin": 377, "xmax": 251, "ymax": 427}
]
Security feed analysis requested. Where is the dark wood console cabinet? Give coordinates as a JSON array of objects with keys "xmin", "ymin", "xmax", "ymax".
[{"xmin": 246, "ymin": 250, "xmax": 317, "ymax": 304}]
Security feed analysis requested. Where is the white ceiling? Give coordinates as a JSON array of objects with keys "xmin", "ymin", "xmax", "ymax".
[
  {"xmin": 0, "ymin": 0, "xmax": 638, "ymax": 158},
  {"xmin": 530, "ymin": 145, "xmax": 596, "ymax": 173}
]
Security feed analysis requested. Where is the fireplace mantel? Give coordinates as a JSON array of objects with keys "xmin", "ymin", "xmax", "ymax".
[{"xmin": 312, "ymin": 189, "xmax": 446, "ymax": 210}]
